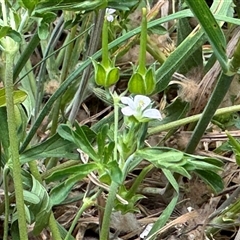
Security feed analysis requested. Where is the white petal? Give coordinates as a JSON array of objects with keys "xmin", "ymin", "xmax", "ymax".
[
  {"xmin": 106, "ymin": 15, "xmax": 114, "ymax": 22},
  {"xmin": 142, "ymin": 109, "xmax": 162, "ymax": 119},
  {"xmin": 134, "ymin": 95, "xmax": 151, "ymax": 110},
  {"xmin": 106, "ymin": 8, "xmax": 116, "ymax": 15},
  {"xmin": 121, "ymin": 106, "xmax": 136, "ymax": 116},
  {"xmin": 120, "ymin": 96, "xmax": 135, "ymax": 109}
]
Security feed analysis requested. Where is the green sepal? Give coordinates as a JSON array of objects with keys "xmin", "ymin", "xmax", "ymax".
[
  {"xmin": 106, "ymin": 67, "xmax": 120, "ymax": 87},
  {"xmin": 128, "ymin": 72, "xmax": 145, "ymax": 94},
  {"xmin": 128, "ymin": 68, "xmax": 156, "ymax": 95},
  {"xmin": 145, "ymin": 68, "xmax": 156, "ymax": 94},
  {"xmin": 92, "ymin": 59, "xmax": 120, "ymax": 87},
  {"xmin": 93, "ymin": 61, "xmax": 106, "ymax": 86}
]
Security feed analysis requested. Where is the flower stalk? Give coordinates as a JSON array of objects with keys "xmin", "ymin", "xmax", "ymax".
[
  {"xmin": 102, "ymin": 13, "xmax": 110, "ymax": 68},
  {"xmin": 138, "ymin": 8, "xmax": 147, "ymax": 75},
  {"xmin": 100, "ymin": 92, "xmax": 121, "ymax": 240},
  {"xmin": 128, "ymin": 8, "xmax": 156, "ymax": 95},
  {"xmin": 92, "ymin": 8, "xmax": 119, "ymax": 88}
]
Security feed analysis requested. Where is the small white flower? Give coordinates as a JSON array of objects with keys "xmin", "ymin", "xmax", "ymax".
[
  {"xmin": 121, "ymin": 95, "xmax": 162, "ymax": 121},
  {"xmin": 105, "ymin": 8, "xmax": 116, "ymax": 22}
]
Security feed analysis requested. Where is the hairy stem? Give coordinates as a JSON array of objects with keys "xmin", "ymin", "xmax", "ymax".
[{"xmin": 4, "ymin": 38, "xmax": 28, "ymax": 240}]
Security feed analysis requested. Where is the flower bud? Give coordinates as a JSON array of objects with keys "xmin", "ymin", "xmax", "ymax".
[
  {"xmin": 128, "ymin": 67, "xmax": 156, "ymax": 95},
  {"xmin": 92, "ymin": 59, "xmax": 120, "ymax": 88}
]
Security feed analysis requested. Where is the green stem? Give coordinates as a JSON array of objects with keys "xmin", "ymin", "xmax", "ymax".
[
  {"xmin": 100, "ymin": 92, "xmax": 121, "ymax": 240},
  {"xmin": 3, "ymin": 167, "xmax": 10, "ymax": 240},
  {"xmin": 113, "ymin": 92, "xmax": 120, "ymax": 165},
  {"xmin": 148, "ymin": 104, "xmax": 240, "ymax": 136},
  {"xmin": 49, "ymin": 213, "xmax": 62, "ymax": 240},
  {"xmin": 126, "ymin": 164, "xmax": 153, "ymax": 199},
  {"xmin": 64, "ymin": 192, "xmax": 100, "ymax": 240},
  {"xmin": 4, "ymin": 41, "xmax": 28, "ymax": 240},
  {"xmin": 99, "ymin": 181, "xmax": 119, "ymax": 240},
  {"xmin": 138, "ymin": 8, "xmax": 147, "ymax": 75},
  {"xmin": 146, "ymin": 39, "xmax": 166, "ymax": 65},
  {"xmin": 102, "ymin": 17, "xmax": 109, "ymax": 68}
]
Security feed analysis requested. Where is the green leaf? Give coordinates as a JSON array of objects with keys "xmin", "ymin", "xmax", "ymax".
[
  {"xmin": 0, "ymin": 107, "xmax": 9, "ymax": 159},
  {"xmin": 226, "ymin": 131, "xmax": 240, "ymax": 165},
  {"xmin": 148, "ymin": 25, "xmax": 167, "ymax": 35},
  {"xmin": 45, "ymin": 163, "xmax": 99, "ymax": 182},
  {"xmin": 106, "ymin": 161, "xmax": 123, "ymax": 184},
  {"xmin": 97, "ymin": 124, "xmax": 109, "ymax": 159},
  {"xmin": 147, "ymin": 169, "xmax": 179, "ymax": 239},
  {"xmin": 21, "ymin": 0, "xmax": 39, "ymax": 12},
  {"xmin": 38, "ymin": 21, "xmax": 49, "ymax": 40},
  {"xmin": 0, "ymin": 27, "xmax": 21, "ymax": 42},
  {"xmin": 73, "ymin": 125, "xmax": 99, "ymax": 162},
  {"xmin": 155, "ymin": 29, "xmax": 205, "ymax": 93},
  {"xmin": 34, "ymin": 0, "xmax": 107, "ymax": 15},
  {"xmin": 42, "ymin": 12, "xmax": 57, "ymax": 23},
  {"xmin": 195, "ymin": 170, "xmax": 224, "ymax": 193},
  {"xmin": 0, "ymin": 88, "xmax": 27, "ymax": 107},
  {"xmin": 50, "ymin": 173, "xmax": 90, "ymax": 205},
  {"xmin": 136, "ymin": 148, "xmax": 184, "ymax": 162},
  {"xmin": 80, "ymin": 125, "xmax": 97, "ymax": 143},
  {"xmin": 20, "ymin": 133, "xmax": 79, "ymax": 164},
  {"xmin": 57, "ymin": 124, "xmax": 76, "ymax": 142},
  {"xmin": 185, "ymin": 0, "xmax": 228, "ymax": 72},
  {"xmin": 23, "ymin": 190, "xmax": 40, "ymax": 205},
  {"xmin": 58, "ymin": 124, "xmax": 99, "ymax": 161},
  {"xmin": 188, "ymin": 158, "xmax": 223, "ymax": 172},
  {"xmin": 135, "ymin": 148, "xmax": 187, "ymax": 175},
  {"xmin": 108, "ymin": 0, "xmax": 139, "ymax": 11},
  {"xmin": 103, "ymin": 142, "xmax": 114, "ymax": 164},
  {"xmin": 28, "ymin": 175, "xmax": 52, "ymax": 235},
  {"xmin": 0, "ymin": 26, "xmax": 11, "ymax": 39},
  {"xmin": 177, "ymin": 17, "xmax": 203, "ymax": 74},
  {"xmin": 14, "ymin": 104, "xmax": 28, "ymax": 142}
]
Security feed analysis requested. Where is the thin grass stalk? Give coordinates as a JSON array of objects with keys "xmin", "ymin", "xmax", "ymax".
[
  {"xmin": 34, "ymin": 16, "xmax": 64, "ymax": 119},
  {"xmin": 68, "ymin": 10, "xmax": 104, "ymax": 123},
  {"xmin": 51, "ymin": 25, "xmax": 77, "ymax": 135},
  {"xmin": 47, "ymin": 25, "xmax": 78, "ymax": 169},
  {"xmin": 68, "ymin": 15, "xmax": 93, "ymax": 70},
  {"xmin": 148, "ymin": 104, "xmax": 240, "ymax": 136},
  {"xmin": 229, "ymin": 37, "xmax": 240, "ymax": 73},
  {"xmin": 185, "ymin": 73, "xmax": 233, "ymax": 153},
  {"xmin": 13, "ymin": 33, "xmax": 40, "ymax": 82}
]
